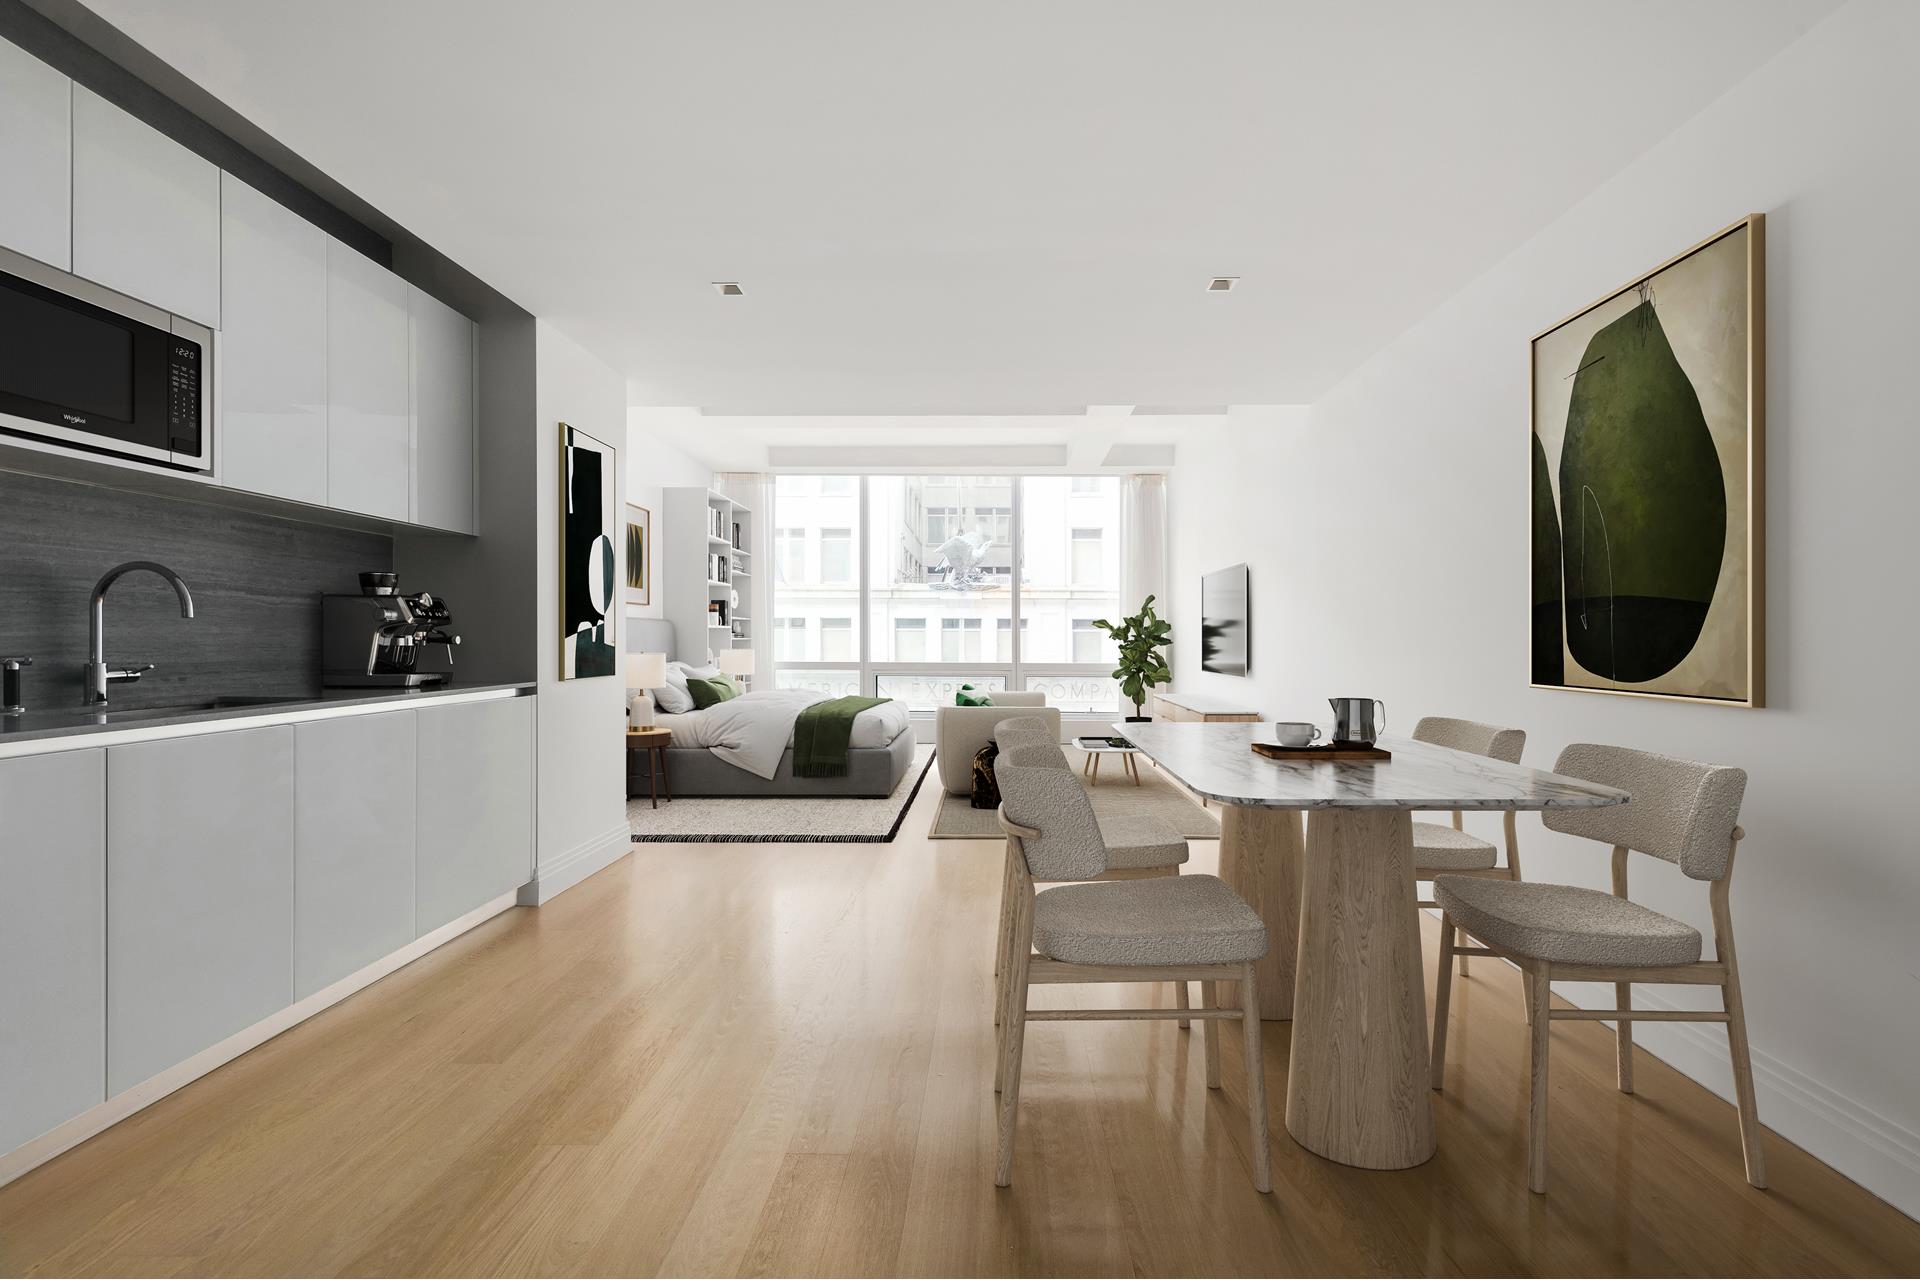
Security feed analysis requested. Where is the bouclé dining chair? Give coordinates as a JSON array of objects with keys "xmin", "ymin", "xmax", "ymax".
[
  {"xmin": 993, "ymin": 746, "xmax": 1273, "ymax": 1192},
  {"xmin": 988, "ymin": 728, "xmax": 1194, "ymax": 1028},
  {"xmin": 1429, "ymin": 743, "xmax": 1764, "ymax": 1194},
  {"xmin": 1411, "ymin": 717, "xmax": 1527, "ymax": 978}
]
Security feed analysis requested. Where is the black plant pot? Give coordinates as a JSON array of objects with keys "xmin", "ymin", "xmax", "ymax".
[{"xmin": 1123, "ymin": 715, "xmax": 1152, "ymax": 723}]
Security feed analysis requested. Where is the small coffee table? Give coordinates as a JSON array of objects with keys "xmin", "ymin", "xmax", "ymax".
[
  {"xmin": 1074, "ymin": 735, "xmax": 1142, "ymax": 786},
  {"xmin": 627, "ymin": 726, "xmax": 673, "ymax": 808}
]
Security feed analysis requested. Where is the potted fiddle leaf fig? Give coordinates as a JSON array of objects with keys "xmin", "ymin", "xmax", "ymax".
[{"xmin": 1093, "ymin": 594, "xmax": 1173, "ymax": 721}]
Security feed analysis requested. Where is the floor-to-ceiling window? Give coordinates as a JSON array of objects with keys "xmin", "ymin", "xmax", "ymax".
[{"xmin": 772, "ymin": 474, "xmax": 1124, "ymax": 713}]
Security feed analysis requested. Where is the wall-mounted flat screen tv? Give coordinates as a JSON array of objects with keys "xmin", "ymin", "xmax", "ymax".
[{"xmin": 1201, "ymin": 563, "xmax": 1249, "ymax": 676}]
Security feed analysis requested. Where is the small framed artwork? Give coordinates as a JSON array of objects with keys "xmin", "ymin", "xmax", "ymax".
[
  {"xmin": 625, "ymin": 502, "xmax": 651, "ymax": 606},
  {"xmin": 1530, "ymin": 214, "xmax": 1765, "ymax": 707},
  {"xmin": 559, "ymin": 423, "xmax": 618, "ymax": 680}
]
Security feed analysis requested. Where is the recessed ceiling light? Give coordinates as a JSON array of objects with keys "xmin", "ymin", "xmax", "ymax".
[
  {"xmin": 712, "ymin": 281, "xmax": 744, "ymax": 296},
  {"xmin": 1206, "ymin": 276, "xmax": 1240, "ymax": 292}
]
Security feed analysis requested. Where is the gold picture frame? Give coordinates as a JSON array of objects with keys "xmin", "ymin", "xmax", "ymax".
[{"xmin": 1528, "ymin": 214, "xmax": 1765, "ymax": 707}]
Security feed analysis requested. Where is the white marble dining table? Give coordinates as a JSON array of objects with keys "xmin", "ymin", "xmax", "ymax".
[{"xmin": 1115, "ymin": 720, "xmax": 1628, "ymax": 1170}]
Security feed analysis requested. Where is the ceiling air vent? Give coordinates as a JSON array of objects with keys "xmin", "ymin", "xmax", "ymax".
[
  {"xmin": 1206, "ymin": 276, "xmax": 1240, "ymax": 292},
  {"xmin": 712, "ymin": 281, "xmax": 744, "ymax": 296}
]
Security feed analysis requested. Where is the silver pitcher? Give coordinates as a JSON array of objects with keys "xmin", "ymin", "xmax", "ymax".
[{"xmin": 1328, "ymin": 697, "xmax": 1387, "ymax": 745}]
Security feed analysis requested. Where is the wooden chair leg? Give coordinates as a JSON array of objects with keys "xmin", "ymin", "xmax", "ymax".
[
  {"xmin": 1615, "ymin": 980, "xmax": 1635, "ymax": 1094},
  {"xmin": 1200, "ymin": 980, "xmax": 1223, "ymax": 1089},
  {"xmin": 1612, "ymin": 844, "xmax": 1633, "ymax": 1093},
  {"xmin": 1174, "ymin": 979, "xmax": 1191, "ymax": 1031},
  {"xmin": 1431, "ymin": 912, "xmax": 1457, "ymax": 1091},
  {"xmin": 994, "ymin": 920, "xmax": 1033, "ymax": 1186},
  {"xmin": 1457, "ymin": 923, "xmax": 1471, "ymax": 977},
  {"xmin": 1713, "ymin": 879, "xmax": 1768, "ymax": 1189},
  {"xmin": 1239, "ymin": 961, "xmax": 1272, "ymax": 1193},
  {"xmin": 1526, "ymin": 965, "xmax": 1553, "ymax": 1194}
]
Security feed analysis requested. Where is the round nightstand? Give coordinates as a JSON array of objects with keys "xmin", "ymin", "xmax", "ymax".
[{"xmin": 626, "ymin": 726, "xmax": 673, "ymax": 809}]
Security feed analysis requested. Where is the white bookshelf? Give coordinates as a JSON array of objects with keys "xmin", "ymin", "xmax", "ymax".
[{"xmin": 663, "ymin": 487, "xmax": 752, "ymax": 667}]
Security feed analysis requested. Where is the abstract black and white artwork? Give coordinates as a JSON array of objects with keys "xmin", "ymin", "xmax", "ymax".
[
  {"xmin": 1201, "ymin": 563, "xmax": 1249, "ymax": 676},
  {"xmin": 1530, "ymin": 215, "xmax": 1764, "ymax": 706},
  {"xmin": 560, "ymin": 423, "xmax": 617, "ymax": 679}
]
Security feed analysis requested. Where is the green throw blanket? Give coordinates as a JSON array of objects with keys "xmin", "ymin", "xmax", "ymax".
[{"xmin": 792, "ymin": 695, "xmax": 890, "ymax": 778}]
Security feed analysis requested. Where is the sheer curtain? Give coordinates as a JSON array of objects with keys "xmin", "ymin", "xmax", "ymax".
[
  {"xmin": 1121, "ymin": 472, "xmax": 1169, "ymax": 613},
  {"xmin": 715, "ymin": 471, "xmax": 775, "ymax": 688}
]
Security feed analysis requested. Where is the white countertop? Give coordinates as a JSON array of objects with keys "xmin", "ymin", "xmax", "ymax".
[
  {"xmin": 1114, "ymin": 721, "xmax": 1629, "ymax": 811},
  {"xmin": 0, "ymin": 683, "xmax": 534, "ymax": 759}
]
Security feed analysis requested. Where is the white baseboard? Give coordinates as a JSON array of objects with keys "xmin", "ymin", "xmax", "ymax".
[
  {"xmin": 1567, "ymin": 982, "xmax": 1920, "ymax": 1221},
  {"xmin": 517, "ymin": 822, "xmax": 631, "ymax": 906},
  {"xmin": 0, "ymin": 890, "xmax": 519, "ymax": 1190}
]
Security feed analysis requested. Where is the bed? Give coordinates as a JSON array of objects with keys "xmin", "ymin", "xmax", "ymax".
[{"xmin": 627, "ymin": 619, "xmax": 917, "ymax": 798}]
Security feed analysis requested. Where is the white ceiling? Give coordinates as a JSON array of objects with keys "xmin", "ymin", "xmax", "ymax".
[{"xmin": 88, "ymin": 0, "xmax": 1836, "ymax": 415}]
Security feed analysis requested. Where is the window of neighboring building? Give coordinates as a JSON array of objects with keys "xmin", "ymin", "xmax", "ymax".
[
  {"xmin": 820, "ymin": 617, "xmax": 853, "ymax": 662},
  {"xmin": 819, "ymin": 527, "xmax": 853, "ymax": 584},
  {"xmin": 894, "ymin": 618, "xmax": 927, "ymax": 662}
]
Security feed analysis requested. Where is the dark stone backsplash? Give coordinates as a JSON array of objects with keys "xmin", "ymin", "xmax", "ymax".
[{"xmin": 0, "ymin": 471, "xmax": 391, "ymax": 711}]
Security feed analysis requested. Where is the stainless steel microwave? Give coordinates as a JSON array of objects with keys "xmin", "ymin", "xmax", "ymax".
[{"xmin": 0, "ymin": 245, "xmax": 211, "ymax": 472}]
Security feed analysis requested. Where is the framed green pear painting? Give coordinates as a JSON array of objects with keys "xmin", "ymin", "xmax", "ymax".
[{"xmin": 1530, "ymin": 214, "xmax": 1765, "ymax": 707}]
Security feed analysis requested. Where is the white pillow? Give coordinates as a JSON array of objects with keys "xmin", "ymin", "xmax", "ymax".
[{"xmin": 654, "ymin": 664, "xmax": 695, "ymax": 714}]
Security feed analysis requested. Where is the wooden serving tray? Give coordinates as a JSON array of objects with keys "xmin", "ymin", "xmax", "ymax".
[{"xmin": 1251, "ymin": 741, "xmax": 1392, "ymax": 762}]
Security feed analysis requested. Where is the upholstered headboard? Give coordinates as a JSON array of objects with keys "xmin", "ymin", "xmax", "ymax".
[{"xmin": 627, "ymin": 617, "xmax": 678, "ymax": 663}]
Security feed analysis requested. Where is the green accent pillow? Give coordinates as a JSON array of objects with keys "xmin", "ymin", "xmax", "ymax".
[
  {"xmin": 687, "ymin": 676, "xmax": 738, "ymax": 709},
  {"xmin": 955, "ymin": 684, "xmax": 993, "ymax": 707}
]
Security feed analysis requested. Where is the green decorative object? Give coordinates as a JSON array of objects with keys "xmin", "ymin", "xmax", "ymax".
[
  {"xmin": 686, "ymin": 676, "xmax": 738, "ymax": 709},
  {"xmin": 955, "ymin": 684, "xmax": 993, "ymax": 707},
  {"xmin": 1093, "ymin": 594, "xmax": 1173, "ymax": 719}
]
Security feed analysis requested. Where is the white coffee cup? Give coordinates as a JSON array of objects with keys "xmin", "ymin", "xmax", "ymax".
[{"xmin": 1272, "ymin": 721, "xmax": 1322, "ymax": 747}]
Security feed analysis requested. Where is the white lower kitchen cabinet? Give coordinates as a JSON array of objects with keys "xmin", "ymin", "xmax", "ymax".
[
  {"xmin": 0, "ymin": 750, "xmax": 106, "ymax": 1155},
  {"xmin": 415, "ymin": 697, "xmax": 534, "ymax": 934},
  {"xmin": 106, "ymin": 726, "xmax": 296, "ymax": 1096},
  {"xmin": 293, "ymin": 711, "xmax": 417, "ymax": 1000}
]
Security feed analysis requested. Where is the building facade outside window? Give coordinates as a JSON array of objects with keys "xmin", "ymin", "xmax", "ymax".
[{"xmin": 772, "ymin": 474, "xmax": 1124, "ymax": 711}]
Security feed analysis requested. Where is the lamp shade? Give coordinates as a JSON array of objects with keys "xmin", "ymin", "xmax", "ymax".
[
  {"xmin": 716, "ymin": 648, "xmax": 755, "ymax": 677},
  {"xmin": 627, "ymin": 651, "xmax": 668, "ymax": 689}
]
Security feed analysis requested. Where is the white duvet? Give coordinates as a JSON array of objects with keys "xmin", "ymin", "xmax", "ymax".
[{"xmin": 656, "ymin": 690, "xmax": 911, "ymax": 779}]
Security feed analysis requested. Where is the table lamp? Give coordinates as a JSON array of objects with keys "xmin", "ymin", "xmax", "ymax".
[
  {"xmin": 717, "ymin": 647, "xmax": 754, "ymax": 692},
  {"xmin": 627, "ymin": 651, "xmax": 668, "ymax": 725}
]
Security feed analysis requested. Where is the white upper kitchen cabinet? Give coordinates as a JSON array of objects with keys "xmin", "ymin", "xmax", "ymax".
[
  {"xmin": 220, "ymin": 173, "xmax": 327, "ymax": 504},
  {"xmin": 0, "ymin": 37, "xmax": 72, "ymax": 270},
  {"xmin": 70, "ymin": 84, "xmax": 220, "ymax": 327},
  {"xmin": 326, "ymin": 238, "xmax": 410, "ymax": 520},
  {"xmin": 408, "ymin": 285, "xmax": 477, "ymax": 533}
]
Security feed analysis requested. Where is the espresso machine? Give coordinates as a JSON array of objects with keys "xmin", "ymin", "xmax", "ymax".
[{"xmin": 322, "ymin": 573, "xmax": 461, "ymax": 688}]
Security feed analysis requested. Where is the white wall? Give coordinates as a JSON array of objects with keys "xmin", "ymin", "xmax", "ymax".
[
  {"xmin": 624, "ymin": 409, "xmax": 716, "ymax": 621},
  {"xmin": 1167, "ymin": 0, "xmax": 1919, "ymax": 1216},
  {"xmin": 527, "ymin": 321, "xmax": 631, "ymax": 903}
]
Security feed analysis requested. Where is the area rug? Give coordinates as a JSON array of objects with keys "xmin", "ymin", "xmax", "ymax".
[
  {"xmin": 927, "ymin": 747, "xmax": 1220, "ymax": 840},
  {"xmin": 629, "ymin": 747, "xmax": 935, "ymax": 843}
]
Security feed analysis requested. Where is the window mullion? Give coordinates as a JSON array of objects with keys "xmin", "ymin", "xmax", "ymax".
[{"xmin": 1011, "ymin": 477, "xmax": 1024, "ymax": 691}]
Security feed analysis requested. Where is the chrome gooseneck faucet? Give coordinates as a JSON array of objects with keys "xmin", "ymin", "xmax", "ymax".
[{"xmin": 86, "ymin": 561, "xmax": 195, "ymax": 705}]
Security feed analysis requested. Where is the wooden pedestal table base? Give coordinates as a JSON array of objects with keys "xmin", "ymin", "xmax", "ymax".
[
  {"xmin": 1215, "ymin": 803, "xmax": 1303, "ymax": 1020},
  {"xmin": 1285, "ymin": 807, "xmax": 1435, "ymax": 1169}
]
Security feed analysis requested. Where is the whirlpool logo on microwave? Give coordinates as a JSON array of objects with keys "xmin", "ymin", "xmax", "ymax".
[{"xmin": 62, "ymin": 413, "xmax": 88, "ymax": 424}]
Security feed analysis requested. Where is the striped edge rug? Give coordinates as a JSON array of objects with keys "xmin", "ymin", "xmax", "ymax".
[{"xmin": 629, "ymin": 747, "xmax": 935, "ymax": 844}]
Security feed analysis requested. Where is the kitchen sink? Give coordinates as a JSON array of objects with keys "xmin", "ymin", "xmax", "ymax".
[{"xmin": 62, "ymin": 696, "xmax": 311, "ymax": 723}]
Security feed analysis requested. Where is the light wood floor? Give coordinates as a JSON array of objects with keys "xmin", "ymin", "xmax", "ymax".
[{"xmin": 3, "ymin": 777, "xmax": 1917, "ymax": 1277}]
